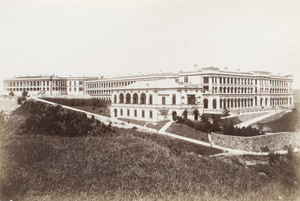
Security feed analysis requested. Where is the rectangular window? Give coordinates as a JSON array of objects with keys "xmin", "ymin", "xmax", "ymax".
[
  {"xmin": 149, "ymin": 95, "xmax": 153, "ymax": 104},
  {"xmin": 120, "ymin": 109, "xmax": 123, "ymax": 116},
  {"xmin": 127, "ymin": 109, "xmax": 130, "ymax": 116},
  {"xmin": 142, "ymin": 110, "xmax": 145, "ymax": 118},
  {"xmin": 149, "ymin": 111, "xmax": 153, "ymax": 118},
  {"xmin": 187, "ymin": 95, "xmax": 196, "ymax": 105},
  {"xmin": 203, "ymin": 77, "xmax": 209, "ymax": 83},
  {"xmin": 162, "ymin": 97, "xmax": 166, "ymax": 105},
  {"xmin": 134, "ymin": 110, "xmax": 137, "ymax": 117},
  {"xmin": 172, "ymin": 94, "xmax": 176, "ymax": 105}
]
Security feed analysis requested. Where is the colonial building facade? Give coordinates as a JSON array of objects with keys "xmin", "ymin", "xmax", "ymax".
[
  {"xmin": 3, "ymin": 67, "xmax": 294, "ymax": 122},
  {"xmin": 3, "ymin": 75, "xmax": 97, "ymax": 96},
  {"xmin": 110, "ymin": 67, "xmax": 294, "ymax": 122},
  {"xmin": 110, "ymin": 79, "xmax": 203, "ymax": 122},
  {"xmin": 84, "ymin": 73, "xmax": 177, "ymax": 100},
  {"xmin": 178, "ymin": 67, "xmax": 293, "ymax": 113}
]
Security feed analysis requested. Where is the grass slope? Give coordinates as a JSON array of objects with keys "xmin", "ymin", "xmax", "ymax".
[
  {"xmin": 2, "ymin": 132, "xmax": 297, "ymax": 201},
  {"xmin": 1, "ymin": 101, "xmax": 300, "ymax": 200},
  {"xmin": 166, "ymin": 123, "xmax": 209, "ymax": 142}
]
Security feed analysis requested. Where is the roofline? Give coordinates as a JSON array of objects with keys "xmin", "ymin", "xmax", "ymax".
[
  {"xmin": 111, "ymin": 85, "xmax": 203, "ymax": 91},
  {"xmin": 85, "ymin": 75, "xmax": 177, "ymax": 83}
]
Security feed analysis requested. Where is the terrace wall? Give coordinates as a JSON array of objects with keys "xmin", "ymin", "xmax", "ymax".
[{"xmin": 210, "ymin": 132, "xmax": 300, "ymax": 152}]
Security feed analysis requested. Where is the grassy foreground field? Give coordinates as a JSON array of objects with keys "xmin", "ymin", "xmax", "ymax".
[
  {"xmin": 2, "ymin": 131, "xmax": 300, "ymax": 201},
  {"xmin": 1, "ymin": 100, "xmax": 300, "ymax": 200}
]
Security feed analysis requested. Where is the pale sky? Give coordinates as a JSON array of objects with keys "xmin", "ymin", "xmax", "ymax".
[{"xmin": 0, "ymin": 0, "xmax": 300, "ymax": 89}]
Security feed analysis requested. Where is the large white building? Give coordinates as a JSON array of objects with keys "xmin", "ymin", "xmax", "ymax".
[
  {"xmin": 2, "ymin": 67, "xmax": 294, "ymax": 122},
  {"xmin": 85, "ymin": 73, "xmax": 177, "ymax": 100},
  {"xmin": 110, "ymin": 79, "xmax": 203, "ymax": 122},
  {"xmin": 110, "ymin": 67, "xmax": 294, "ymax": 122},
  {"xmin": 177, "ymin": 67, "xmax": 293, "ymax": 112},
  {"xmin": 3, "ymin": 75, "xmax": 97, "ymax": 96}
]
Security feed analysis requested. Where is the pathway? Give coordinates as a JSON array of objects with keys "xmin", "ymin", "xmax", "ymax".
[{"xmin": 158, "ymin": 121, "xmax": 173, "ymax": 133}]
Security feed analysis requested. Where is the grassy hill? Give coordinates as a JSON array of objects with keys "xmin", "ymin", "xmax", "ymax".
[{"xmin": 1, "ymin": 100, "xmax": 300, "ymax": 200}]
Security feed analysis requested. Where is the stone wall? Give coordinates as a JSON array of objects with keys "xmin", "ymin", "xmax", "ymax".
[
  {"xmin": 222, "ymin": 112, "xmax": 269, "ymax": 125},
  {"xmin": 210, "ymin": 132, "xmax": 300, "ymax": 152},
  {"xmin": 255, "ymin": 110, "xmax": 286, "ymax": 124}
]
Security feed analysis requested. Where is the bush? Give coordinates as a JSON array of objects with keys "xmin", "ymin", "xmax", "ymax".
[
  {"xmin": 175, "ymin": 115, "xmax": 220, "ymax": 133},
  {"xmin": 22, "ymin": 91, "xmax": 28, "ymax": 97},
  {"xmin": 223, "ymin": 123, "xmax": 261, "ymax": 137},
  {"xmin": 16, "ymin": 100, "xmax": 111, "ymax": 137}
]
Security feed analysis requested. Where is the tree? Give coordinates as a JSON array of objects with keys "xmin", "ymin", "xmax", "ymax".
[{"xmin": 22, "ymin": 91, "xmax": 28, "ymax": 97}]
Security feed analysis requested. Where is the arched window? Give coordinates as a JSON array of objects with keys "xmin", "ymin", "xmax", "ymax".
[
  {"xmin": 140, "ymin": 93, "xmax": 146, "ymax": 104},
  {"xmin": 133, "ymin": 93, "xmax": 138, "ymax": 104},
  {"xmin": 126, "ymin": 93, "xmax": 131, "ymax": 104},
  {"xmin": 213, "ymin": 99, "xmax": 217, "ymax": 109},
  {"xmin": 119, "ymin": 93, "xmax": 124, "ymax": 103},
  {"xmin": 204, "ymin": 99, "xmax": 208, "ymax": 109},
  {"xmin": 172, "ymin": 111, "xmax": 177, "ymax": 121}
]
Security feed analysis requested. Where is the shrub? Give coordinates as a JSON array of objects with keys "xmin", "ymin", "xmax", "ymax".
[
  {"xmin": 175, "ymin": 115, "xmax": 220, "ymax": 133},
  {"xmin": 22, "ymin": 91, "xmax": 28, "ymax": 97},
  {"xmin": 16, "ymin": 100, "xmax": 109, "ymax": 137}
]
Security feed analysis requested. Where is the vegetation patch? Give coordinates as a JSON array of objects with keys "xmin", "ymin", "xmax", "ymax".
[
  {"xmin": 71, "ymin": 105, "xmax": 110, "ymax": 117},
  {"xmin": 14, "ymin": 100, "xmax": 114, "ymax": 137},
  {"xmin": 41, "ymin": 97, "xmax": 110, "ymax": 107},
  {"xmin": 166, "ymin": 123, "xmax": 209, "ymax": 142},
  {"xmin": 1, "ymin": 100, "xmax": 300, "ymax": 200},
  {"xmin": 257, "ymin": 108, "xmax": 300, "ymax": 132},
  {"xmin": 175, "ymin": 114, "xmax": 221, "ymax": 133}
]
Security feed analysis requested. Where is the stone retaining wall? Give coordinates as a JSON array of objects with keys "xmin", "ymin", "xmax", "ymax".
[
  {"xmin": 255, "ymin": 111, "xmax": 286, "ymax": 124},
  {"xmin": 222, "ymin": 112, "xmax": 269, "ymax": 125},
  {"xmin": 210, "ymin": 132, "xmax": 300, "ymax": 152}
]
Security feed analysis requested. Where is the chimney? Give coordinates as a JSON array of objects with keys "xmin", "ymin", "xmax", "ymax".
[{"xmin": 194, "ymin": 64, "xmax": 198, "ymax": 71}]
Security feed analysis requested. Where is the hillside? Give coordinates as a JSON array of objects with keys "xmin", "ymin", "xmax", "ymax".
[{"xmin": 1, "ymin": 100, "xmax": 300, "ymax": 200}]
